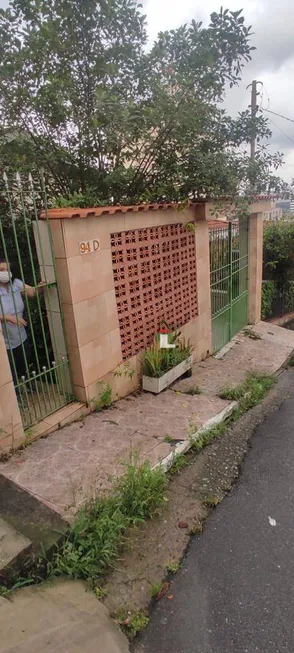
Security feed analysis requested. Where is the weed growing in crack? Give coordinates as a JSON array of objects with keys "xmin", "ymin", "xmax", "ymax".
[
  {"xmin": 168, "ymin": 452, "xmax": 189, "ymax": 476},
  {"xmin": 115, "ymin": 608, "xmax": 149, "ymax": 638},
  {"xmin": 182, "ymin": 385, "xmax": 201, "ymax": 395},
  {"xmin": 151, "ymin": 581, "xmax": 163, "ymax": 598},
  {"xmin": 95, "ymin": 382, "xmax": 113, "ymax": 411},
  {"xmin": 47, "ymin": 458, "xmax": 167, "ymax": 583},
  {"xmin": 188, "ymin": 522, "xmax": 203, "ymax": 535},
  {"xmin": 189, "ymin": 421, "xmax": 226, "ymax": 452},
  {"xmin": 187, "ymin": 418, "xmax": 198, "ymax": 440},
  {"xmin": 219, "ymin": 373, "xmax": 275, "ymax": 406},
  {"xmin": 242, "ymin": 328, "xmax": 261, "ymax": 340},
  {"xmin": 0, "ymin": 585, "xmax": 10, "ymax": 597},
  {"xmin": 94, "ymin": 585, "xmax": 108, "ymax": 600},
  {"xmin": 164, "ymin": 434, "xmax": 173, "ymax": 444},
  {"xmin": 218, "ymin": 384, "xmax": 245, "ymax": 401},
  {"xmin": 203, "ymin": 494, "xmax": 222, "ymax": 507},
  {"xmin": 239, "ymin": 374, "xmax": 275, "ymax": 410},
  {"xmin": 166, "ymin": 561, "xmax": 181, "ymax": 574}
]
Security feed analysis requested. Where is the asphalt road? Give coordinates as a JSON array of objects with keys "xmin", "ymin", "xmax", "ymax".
[{"xmin": 136, "ymin": 371, "xmax": 294, "ymax": 653}]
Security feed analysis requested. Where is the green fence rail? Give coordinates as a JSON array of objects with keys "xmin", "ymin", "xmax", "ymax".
[
  {"xmin": 0, "ymin": 172, "xmax": 72, "ymax": 429},
  {"xmin": 210, "ymin": 219, "xmax": 248, "ymax": 353}
]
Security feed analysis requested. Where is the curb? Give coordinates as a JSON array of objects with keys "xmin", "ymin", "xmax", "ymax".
[{"xmin": 152, "ymin": 401, "xmax": 238, "ymax": 474}]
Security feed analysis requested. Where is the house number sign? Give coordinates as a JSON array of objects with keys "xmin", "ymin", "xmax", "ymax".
[{"xmin": 79, "ymin": 239, "xmax": 100, "ymax": 255}]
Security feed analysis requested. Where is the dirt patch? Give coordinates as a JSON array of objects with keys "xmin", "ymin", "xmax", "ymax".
[{"xmin": 104, "ymin": 371, "xmax": 291, "ymax": 621}]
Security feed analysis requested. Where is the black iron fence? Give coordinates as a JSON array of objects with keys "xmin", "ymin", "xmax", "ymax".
[{"xmin": 262, "ymin": 281, "xmax": 294, "ymax": 321}]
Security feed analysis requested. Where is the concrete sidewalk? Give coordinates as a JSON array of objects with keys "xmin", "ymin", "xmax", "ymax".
[
  {"xmin": 134, "ymin": 369, "xmax": 294, "ymax": 653},
  {"xmin": 1, "ymin": 322, "xmax": 294, "ymax": 523},
  {"xmin": 0, "ymin": 579, "xmax": 129, "ymax": 653}
]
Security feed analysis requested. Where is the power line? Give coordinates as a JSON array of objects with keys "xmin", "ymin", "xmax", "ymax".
[
  {"xmin": 267, "ymin": 117, "xmax": 294, "ymax": 147},
  {"xmin": 259, "ymin": 83, "xmax": 270, "ymax": 111},
  {"xmin": 261, "ymin": 107, "xmax": 294, "ymax": 125}
]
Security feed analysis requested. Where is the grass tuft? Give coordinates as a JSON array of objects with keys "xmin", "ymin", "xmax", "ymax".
[
  {"xmin": 115, "ymin": 608, "xmax": 149, "ymax": 638},
  {"xmin": 168, "ymin": 452, "xmax": 189, "ymax": 476},
  {"xmin": 94, "ymin": 585, "xmax": 108, "ymax": 600},
  {"xmin": 219, "ymin": 373, "xmax": 275, "ymax": 407},
  {"xmin": 188, "ymin": 522, "xmax": 203, "ymax": 535},
  {"xmin": 164, "ymin": 434, "xmax": 173, "ymax": 444},
  {"xmin": 151, "ymin": 581, "xmax": 162, "ymax": 598},
  {"xmin": 190, "ymin": 422, "xmax": 226, "ymax": 452},
  {"xmin": 166, "ymin": 561, "xmax": 181, "ymax": 574},
  {"xmin": 48, "ymin": 458, "xmax": 167, "ymax": 582},
  {"xmin": 203, "ymin": 494, "xmax": 222, "ymax": 507},
  {"xmin": 182, "ymin": 385, "xmax": 201, "ymax": 395},
  {"xmin": 219, "ymin": 384, "xmax": 245, "ymax": 401}
]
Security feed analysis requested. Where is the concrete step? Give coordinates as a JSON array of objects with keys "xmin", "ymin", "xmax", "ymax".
[
  {"xmin": 0, "ymin": 475, "xmax": 68, "ymax": 585},
  {"xmin": 0, "ymin": 517, "xmax": 31, "ymax": 575},
  {"xmin": 0, "ymin": 579, "xmax": 130, "ymax": 653}
]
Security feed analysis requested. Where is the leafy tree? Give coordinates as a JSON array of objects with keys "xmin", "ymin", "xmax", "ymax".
[
  {"xmin": 261, "ymin": 281, "xmax": 276, "ymax": 320},
  {"xmin": 0, "ymin": 2, "xmax": 283, "ymax": 205},
  {"xmin": 263, "ymin": 222, "xmax": 294, "ymax": 288}
]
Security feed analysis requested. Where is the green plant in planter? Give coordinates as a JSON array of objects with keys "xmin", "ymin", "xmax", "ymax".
[{"xmin": 143, "ymin": 333, "xmax": 193, "ymax": 378}]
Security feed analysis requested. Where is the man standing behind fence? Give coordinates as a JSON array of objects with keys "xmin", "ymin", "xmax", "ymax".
[{"xmin": 0, "ymin": 258, "xmax": 44, "ymax": 388}]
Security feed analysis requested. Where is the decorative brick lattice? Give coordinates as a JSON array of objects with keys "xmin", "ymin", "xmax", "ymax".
[{"xmin": 111, "ymin": 224, "xmax": 198, "ymax": 359}]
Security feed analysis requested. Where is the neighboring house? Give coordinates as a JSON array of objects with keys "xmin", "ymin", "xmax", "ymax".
[
  {"xmin": 263, "ymin": 207, "xmax": 283, "ymax": 222},
  {"xmin": 276, "ymin": 200, "xmax": 291, "ymax": 213}
]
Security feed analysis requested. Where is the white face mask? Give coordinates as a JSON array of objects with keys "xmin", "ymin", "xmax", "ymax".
[{"xmin": 0, "ymin": 270, "xmax": 12, "ymax": 284}]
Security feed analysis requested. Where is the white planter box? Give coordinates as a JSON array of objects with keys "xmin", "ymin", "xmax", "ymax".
[{"xmin": 142, "ymin": 355, "xmax": 193, "ymax": 394}]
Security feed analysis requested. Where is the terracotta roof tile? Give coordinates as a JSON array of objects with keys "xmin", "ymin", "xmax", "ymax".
[
  {"xmin": 208, "ymin": 220, "xmax": 228, "ymax": 228},
  {"xmin": 40, "ymin": 202, "xmax": 176, "ymax": 220},
  {"xmin": 40, "ymin": 195, "xmax": 277, "ymax": 220}
]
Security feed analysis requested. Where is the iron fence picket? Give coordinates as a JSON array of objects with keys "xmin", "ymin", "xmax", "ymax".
[
  {"xmin": 0, "ymin": 171, "xmax": 72, "ymax": 430},
  {"xmin": 210, "ymin": 218, "xmax": 249, "ymax": 353}
]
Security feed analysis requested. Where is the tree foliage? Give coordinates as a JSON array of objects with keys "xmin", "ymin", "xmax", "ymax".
[
  {"xmin": 0, "ymin": 1, "xmax": 283, "ymax": 205},
  {"xmin": 263, "ymin": 221, "xmax": 294, "ymax": 288}
]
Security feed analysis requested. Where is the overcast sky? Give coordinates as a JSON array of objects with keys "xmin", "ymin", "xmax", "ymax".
[
  {"xmin": 144, "ymin": 0, "xmax": 294, "ymax": 182},
  {"xmin": 1, "ymin": 0, "xmax": 293, "ymax": 181}
]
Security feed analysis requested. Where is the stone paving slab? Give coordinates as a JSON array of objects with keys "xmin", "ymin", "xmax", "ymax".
[
  {"xmin": 0, "ymin": 393, "xmax": 229, "ymax": 521},
  {"xmin": 174, "ymin": 323, "xmax": 294, "ymax": 396},
  {"xmin": 0, "ymin": 579, "xmax": 129, "ymax": 653},
  {"xmin": 1, "ymin": 322, "xmax": 293, "ymax": 523}
]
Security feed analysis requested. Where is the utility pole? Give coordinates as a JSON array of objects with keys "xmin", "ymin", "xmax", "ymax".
[
  {"xmin": 247, "ymin": 79, "xmax": 262, "ymax": 190},
  {"xmin": 250, "ymin": 79, "xmax": 257, "ymax": 162}
]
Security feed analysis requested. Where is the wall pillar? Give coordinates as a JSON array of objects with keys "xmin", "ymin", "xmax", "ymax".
[
  {"xmin": 48, "ymin": 217, "xmax": 122, "ymax": 405},
  {"xmin": 193, "ymin": 219, "xmax": 212, "ymax": 359},
  {"xmin": 0, "ymin": 327, "xmax": 25, "ymax": 453},
  {"xmin": 248, "ymin": 212, "xmax": 263, "ymax": 324}
]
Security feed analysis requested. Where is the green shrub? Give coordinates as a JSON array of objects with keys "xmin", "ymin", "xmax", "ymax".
[{"xmin": 261, "ymin": 281, "xmax": 277, "ymax": 320}]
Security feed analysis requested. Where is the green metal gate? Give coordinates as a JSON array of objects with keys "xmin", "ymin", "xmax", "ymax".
[
  {"xmin": 210, "ymin": 218, "xmax": 249, "ymax": 353},
  {"xmin": 0, "ymin": 172, "xmax": 72, "ymax": 430}
]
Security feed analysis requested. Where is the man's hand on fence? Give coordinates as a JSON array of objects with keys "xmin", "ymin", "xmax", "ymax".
[{"xmin": 5, "ymin": 314, "xmax": 27, "ymax": 327}]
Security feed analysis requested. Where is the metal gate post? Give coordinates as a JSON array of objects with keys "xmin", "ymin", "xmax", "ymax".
[{"xmin": 228, "ymin": 221, "xmax": 233, "ymax": 341}]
